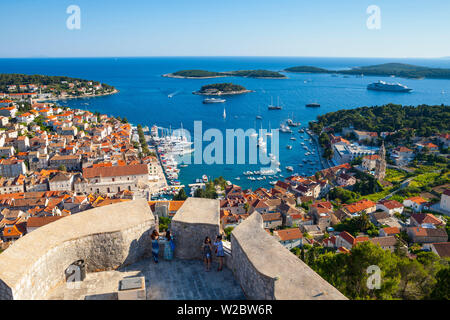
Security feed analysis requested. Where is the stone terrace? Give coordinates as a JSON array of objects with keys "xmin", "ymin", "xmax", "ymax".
[{"xmin": 47, "ymin": 258, "xmax": 245, "ymax": 300}]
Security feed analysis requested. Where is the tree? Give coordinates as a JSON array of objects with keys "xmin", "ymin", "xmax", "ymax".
[
  {"xmin": 173, "ymin": 189, "xmax": 188, "ymax": 201},
  {"xmin": 224, "ymin": 227, "xmax": 234, "ymax": 241},
  {"xmin": 429, "ymin": 266, "xmax": 450, "ymax": 300},
  {"xmin": 58, "ymin": 165, "xmax": 67, "ymax": 172}
]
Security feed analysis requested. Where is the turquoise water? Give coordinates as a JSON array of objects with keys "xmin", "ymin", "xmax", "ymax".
[{"xmin": 2, "ymin": 57, "xmax": 450, "ymax": 189}]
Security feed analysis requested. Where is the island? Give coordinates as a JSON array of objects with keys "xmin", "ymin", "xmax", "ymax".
[
  {"xmin": 193, "ymin": 83, "xmax": 252, "ymax": 95},
  {"xmin": 284, "ymin": 63, "xmax": 450, "ymax": 79},
  {"xmin": 163, "ymin": 69, "xmax": 287, "ymax": 79},
  {"xmin": 0, "ymin": 73, "xmax": 118, "ymax": 100}
]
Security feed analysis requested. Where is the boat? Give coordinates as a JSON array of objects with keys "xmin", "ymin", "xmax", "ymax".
[
  {"xmin": 306, "ymin": 103, "xmax": 320, "ymax": 108},
  {"xmin": 286, "ymin": 166, "xmax": 294, "ymax": 172},
  {"xmin": 235, "ymin": 177, "xmax": 240, "ymax": 180},
  {"xmin": 286, "ymin": 113, "xmax": 301, "ymax": 127},
  {"xmin": 280, "ymin": 123, "xmax": 292, "ymax": 133},
  {"xmin": 202, "ymin": 175, "xmax": 208, "ymax": 183},
  {"xmin": 256, "ymin": 115, "xmax": 262, "ymax": 120},
  {"xmin": 290, "ymin": 137, "xmax": 296, "ymax": 141},
  {"xmin": 367, "ymin": 80, "xmax": 412, "ymax": 92},
  {"xmin": 203, "ymin": 98, "xmax": 226, "ymax": 103},
  {"xmin": 268, "ymin": 97, "xmax": 282, "ymax": 110},
  {"xmin": 286, "ymin": 145, "xmax": 292, "ymax": 150},
  {"xmin": 223, "ymin": 107, "xmax": 227, "ymax": 119}
]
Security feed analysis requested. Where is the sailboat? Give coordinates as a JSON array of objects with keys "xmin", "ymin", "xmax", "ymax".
[
  {"xmin": 268, "ymin": 96, "xmax": 282, "ymax": 110},
  {"xmin": 256, "ymin": 105, "xmax": 262, "ymax": 119},
  {"xmin": 223, "ymin": 107, "xmax": 226, "ymax": 119}
]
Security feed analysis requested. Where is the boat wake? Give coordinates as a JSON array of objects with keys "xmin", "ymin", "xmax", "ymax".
[{"xmin": 168, "ymin": 90, "xmax": 181, "ymax": 98}]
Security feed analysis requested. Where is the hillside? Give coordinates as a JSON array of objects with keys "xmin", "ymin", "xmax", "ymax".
[
  {"xmin": 193, "ymin": 83, "xmax": 251, "ymax": 95},
  {"xmin": 309, "ymin": 104, "xmax": 450, "ymax": 137},
  {"xmin": 165, "ymin": 69, "xmax": 286, "ymax": 79},
  {"xmin": 285, "ymin": 63, "xmax": 450, "ymax": 79}
]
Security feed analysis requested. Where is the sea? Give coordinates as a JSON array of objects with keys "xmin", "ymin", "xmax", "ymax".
[{"xmin": 2, "ymin": 57, "xmax": 450, "ymax": 191}]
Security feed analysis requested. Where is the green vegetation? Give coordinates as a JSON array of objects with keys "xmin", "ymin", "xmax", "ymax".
[
  {"xmin": 137, "ymin": 124, "xmax": 152, "ymax": 157},
  {"xmin": 198, "ymin": 83, "xmax": 247, "ymax": 94},
  {"xmin": 224, "ymin": 227, "xmax": 234, "ymax": 241},
  {"xmin": 285, "ymin": 63, "xmax": 450, "ymax": 79},
  {"xmin": 318, "ymin": 132, "xmax": 333, "ymax": 159},
  {"xmin": 173, "ymin": 189, "xmax": 188, "ymax": 201},
  {"xmin": 292, "ymin": 241, "xmax": 450, "ymax": 300},
  {"xmin": 170, "ymin": 69, "xmax": 286, "ymax": 78},
  {"xmin": 352, "ymin": 171, "xmax": 382, "ymax": 196},
  {"xmin": 194, "ymin": 181, "xmax": 218, "ymax": 199},
  {"xmin": 0, "ymin": 73, "xmax": 115, "ymax": 93},
  {"xmin": 334, "ymin": 213, "xmax": 379, "ymax": 237},
  {"xmin": 159, "ymin": 216, "xmax": 171, "ymax": 232},
  {"xmin": 309, "ymin": 104, "xmax": 450, "ymax": 137},
  {"xmin": 385, "ymin": 168, "xmax": 409, "ymax": 184},
  {"xmin": 213, "ymin": 176, "xmax": 228, "ymax": 190},
  {"xmin": 284, "ymin": 66, "xmax": 331, "ymax": 73}
]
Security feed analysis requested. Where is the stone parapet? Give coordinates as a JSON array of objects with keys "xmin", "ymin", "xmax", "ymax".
[
  {"xmin": 0, "ymin": 199, "xmax": 156, "ymax": 300},
  {"xmin": 231, "ymin": 212, "xmax": 348, "ymax": 300},
  {"xmin": 171, "ymin": 198, "xmax": 220, "ymax": 260}
]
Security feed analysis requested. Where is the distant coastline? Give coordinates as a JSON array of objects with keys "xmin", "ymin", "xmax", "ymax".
[{"xmin": 284, "ymin": 63, "xmax": 450, "ymax": 80}]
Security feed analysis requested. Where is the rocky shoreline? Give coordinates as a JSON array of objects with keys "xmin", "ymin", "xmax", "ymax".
[
  {"xmin": 163, "ymin": 73, "xmax": 287, "ymax": 80},
  {"xmin": 38, "ymin": 89, "xmax": 119, "ymax": 102}
]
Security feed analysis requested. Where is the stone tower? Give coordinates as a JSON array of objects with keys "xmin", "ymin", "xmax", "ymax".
[{"xmin": 375, "ymin": 141, "xmax": 386, "ymax": 180}]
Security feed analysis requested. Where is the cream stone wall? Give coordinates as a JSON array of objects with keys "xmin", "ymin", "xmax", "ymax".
[{"xmin": 0, "ymin": 199, "xmax": 156, "ymax": 300}]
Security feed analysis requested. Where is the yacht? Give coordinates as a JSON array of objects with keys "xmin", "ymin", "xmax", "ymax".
[
  {"xmin": 268, "ymin": 96, "xmax": 282, "ymax": 110},
  {"xmin": 280, "ymin": 123, "xmax": 292, "ymax": 133},
  {"xmin": 203, "ymin": 98, "xmax": 226, "ymax": 103},
  {"xmin": 306, "ymin": 103, "xmax": 320, "ymax": 108},
  {"xmin": 367, "ymin": 80, "xmax": 412, "ymax": 92},
  {"xmin": 286, "ymin": 113, "xmax": 301, "ymax": 127},
  {"xmin": 290, "ymin": 137, "xmax": 296, "ymax": 141}
]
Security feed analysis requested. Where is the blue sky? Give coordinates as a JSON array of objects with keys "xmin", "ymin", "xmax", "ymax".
[{"xmin": 1, "ymin": 0, "xmax": 449, "ymax": 58}]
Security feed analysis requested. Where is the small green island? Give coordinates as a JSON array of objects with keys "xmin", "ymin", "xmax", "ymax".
[
  {"xmin": 164, "ymin": 69, "xmax": 287, "ymax": 79},
  {"xmin": 284, "ymin": 63, "xmax": 450, "ymax": 79},
  {"xmin": 193, "ymin": 83, "xmax": 252, "ymax": 95}
]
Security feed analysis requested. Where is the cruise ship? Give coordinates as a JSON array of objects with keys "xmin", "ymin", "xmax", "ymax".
[
  {"xmin": 203, "ymin": 98, "xmax": 226, "ymax": 103},
  {"xmin": 367, "ymin": 81, "xmax": 412, "ymax": 92}
]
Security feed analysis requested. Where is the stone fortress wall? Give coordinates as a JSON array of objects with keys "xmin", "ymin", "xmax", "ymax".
[
  {"xmin": 0, "ymin": 198, "xmax": 346, "ymax": 300},
  {"xmin": 231, "ymin": 212, "xmax": 348, "ymax": 300},
  {"xmin": 0, "ymin": 199, "xmax": 156, "ymax": 300}
]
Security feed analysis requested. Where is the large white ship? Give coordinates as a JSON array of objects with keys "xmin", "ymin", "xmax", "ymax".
[{"xmin": 367, "ymin": 80, "xmax": 412, "ymax": 92}]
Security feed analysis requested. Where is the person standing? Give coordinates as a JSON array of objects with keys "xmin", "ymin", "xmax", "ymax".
[
  {"xmin": 164, "ymin": 230, "xmax": 175, "ymax": 261},
  {"xmin": 151, "ymin": 230, "xmax": 160, "ymax": 263},
  {"xmin": 201, "ymin": 237, "xmax": 213, "ymax": 272},
  {"xmin": 214, "ymin": 235, "xmax": 225, "ymax": 271}
]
